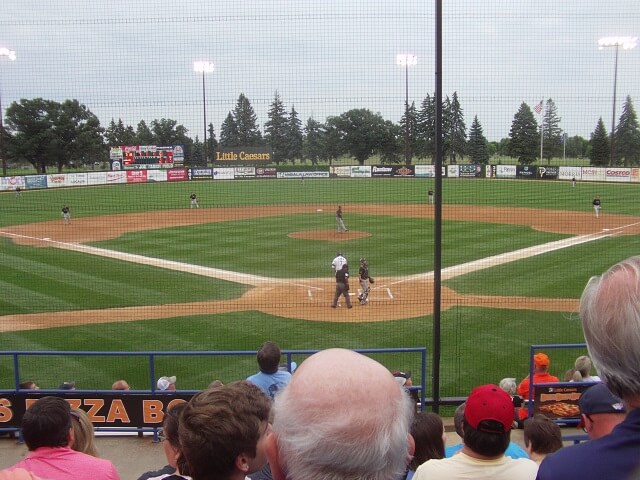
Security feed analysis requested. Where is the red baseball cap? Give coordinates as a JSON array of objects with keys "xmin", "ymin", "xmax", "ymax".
[{"xmin": 465, "ymin": 384, "xmax": 514, "ymax": 433}]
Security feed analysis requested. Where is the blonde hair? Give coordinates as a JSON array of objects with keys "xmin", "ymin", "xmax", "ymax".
[{"xmin": 70, "ymin": 408, "xmax": 98, "ymax": 457}]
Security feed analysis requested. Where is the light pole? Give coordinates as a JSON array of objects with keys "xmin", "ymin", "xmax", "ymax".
[
  {"xmin": 193, "ymin": 61, "xmax": 214, "ymax": 166},
  {"xmin": 0, "ymin": 47, "xmax": 17, "ymax": 177},
  {"xmin": 598, "ymin": 36, "xmax": 637, "ymax": 166},
  {"xmin": 396, "ymin": 54, "xmax": 417, "ymax": 165}
]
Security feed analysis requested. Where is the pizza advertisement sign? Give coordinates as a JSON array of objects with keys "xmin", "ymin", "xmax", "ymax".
[{"xmin": 533, "ymin": 384, "xmax": 590, "ymax": 420}]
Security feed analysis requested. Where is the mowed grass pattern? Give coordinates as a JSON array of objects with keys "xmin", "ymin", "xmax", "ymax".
[{"xmin": 1, "ymin": 177, "xmax": 638, "ymax": 397}]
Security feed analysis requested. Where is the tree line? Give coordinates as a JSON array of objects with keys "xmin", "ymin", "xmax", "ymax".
[{"xmin": 2, "ymin": 92, "xmax": 639, "ymax": 173}]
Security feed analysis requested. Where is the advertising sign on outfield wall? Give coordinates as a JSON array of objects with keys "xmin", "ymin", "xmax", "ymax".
[
  {"xmin": 330, "ymin": 166, "xmax": 352, "ymax": 177},
  {"xmin": 213, "ymin": 168, "xmax": 235, "ymax": 180},
  {"xmin": 25, "ymin": 175, "xmax": 47, "ymax": 189},
  {"xmin": 46, "ymin": 174, "xmax": 68, "ymax": 188},
  {"xmin": 126, "ymin": 170, "xmax": 148, "ymax": 183},
  {"xmin": 631, "ymin": 168, "xmax": 640, "ymax": 183},
  {"xmin": 234, "ymin": 167, "xmax": 256, "ymax": 178},
  {"xmin": 167, "ymin": 169, "xmax": 188, "ymax": 182},
  {"xmin": 0, "ymin": 176, "xmax": 25, "ymax": 191},
  {"xmin": 605, "ymin": 168, "xmax": 631, "ymax": 183},
  {"xmin": 458, "ymin": 164, "xmax": 482, "ymax": 178},
  {"xmin": 351, "ymin": 166, "xmax": 371, "ymax": 177},
  {"xmin": 147, "ymin": 170, "xmax": 168, "ymax": 182},
  {"xmin": 559, "ymin": 166, "xmax": 582, "ymax": 181},
  {"xmin": 581, "ymin": 167, "xmax": 606, "ymax": 182},
  {"xmin": 415, "ymin": 165, "xmax": 436, "ymax": 177},
  {"xmin": 496, "ymin": 165, "xmax": 517, "ymax": 178},
  {"xmin": 106, "ymin": 171, "xmax": 127, "ymax": 184},
  {"xmin": 537, "ymin": 166, "xmax": 558, "ymax": 179},
  {"xmin": 516, "ymin": 165, "xmax": 537, "ymax": 179},
  {"xmin": 256, "ymin": 167, "xmax": 277, "ymax": 178},
  {"xmin": 447, "ymin": 165, "xmax": 459, "ymax": 177},
  {"xmin": 87, "ymin": 172, "xmax": 107, "ymax": 185},
  {"xmin": 189, "ymin": 168, "xmax": 213, "ymax": 180}
]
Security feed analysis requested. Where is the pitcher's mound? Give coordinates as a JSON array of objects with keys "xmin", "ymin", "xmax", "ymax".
[{"xmin": 288, "ymin": 230, "xmax": 371, "ymax": 241}]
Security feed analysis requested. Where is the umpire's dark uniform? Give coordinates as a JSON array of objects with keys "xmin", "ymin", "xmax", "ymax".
[{"xmin": 331, "ymin": 265, "xmax": 352, "ymax": 308}]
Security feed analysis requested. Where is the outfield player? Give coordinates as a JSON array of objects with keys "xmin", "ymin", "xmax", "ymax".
[
  {"xmin": 336, "ymin": 205, "xmax": 348, "ymax": 232},
  {"xmin": 427, "ymin": 188, "xmax": 434, "ymax": 204},
  {"xmin": 61, "ymin": 205, "xmax": 71, "ymax": 224},
  {"xmin": 358, "ymin": 257, "xmax": 374, "ymax": 305},
  {"xmin": 190, "ymin": 192, "xmax": 199, "ymax": 208},
  {"xmin": 592, "ymin": 196, "xmax": 601, "ymax": 218}
]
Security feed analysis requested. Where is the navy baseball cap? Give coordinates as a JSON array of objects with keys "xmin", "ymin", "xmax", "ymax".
[{"xmin": 579, "ymin": 383, "xmax": 626, "ymax": 415}]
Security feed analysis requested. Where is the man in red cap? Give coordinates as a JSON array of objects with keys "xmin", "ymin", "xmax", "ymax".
[
  {"xmin": 413, "ymin": 384, "xmax": 538, "ymax": 479},
  {"xmin": 517, "ymin": 353, "xmax": 559, "ymax": 422}
]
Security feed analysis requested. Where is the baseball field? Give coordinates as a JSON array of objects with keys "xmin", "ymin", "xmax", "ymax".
[{"xmin": 2, "ymin": 177, "xmax": 639, "ymax": 399}]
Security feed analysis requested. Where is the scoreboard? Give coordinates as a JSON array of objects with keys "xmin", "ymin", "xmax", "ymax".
[{"xmin": 110, "ymin": 145, "xmax": 185, "ymax": 170}]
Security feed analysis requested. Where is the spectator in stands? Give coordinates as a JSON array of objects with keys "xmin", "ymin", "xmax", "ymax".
[
  {"xmin": 138, "ymin": 402, "xmax": 189, "ymax": 480},
  {"xmin": 179, "ymin": 381, "xmax": 271, "ymax": 480},
  {"xmin": 157, "ymin": 376, "xmax": 176, "ymax": 391},
  {"xmin": 499, "ymin": 377, "xmax": 523, "ymax": 424},
  {"xmin": 522, "ymin": 414, "xmax": 562, "ymax": 464},
  {"xmin": 571, "ymin": 355, "xmax": 601, "ymax": 382},
  {"xmin": 18, "ymin": 381, "xmax": 39, "ymax": 390},
  {"xmin": 393, "ymin": 370, "xmax": 420, "ymax": 410},
  {"xmin": 207, "ymin": 379, "xmax": 224, "ymax": 389},
  {"xmin": 111, "ymin": 380, "xmax": 130, "ymax": 390},
  {"xmin": 266, "ymin": 348, "xmax": 415, "ymax": 480},
  {"xmin": 5, "ymin": 396, "xmax": 120, "ymax": 480},
  {"xmin": 537, "ymin": 256, "xmax": 640, "ymax": 479},
  {"xmin": 58, "ymin": 381, "xmax": 76, "ymax": 390},
  {"xmin": 406, "ymin": 412, "xmax": 445, "ymax": 480},
  {"xmin": 445, "ymin": 402, "xmax": 529, "ymax": 460},
  {"xmin": 577, "ymin": 382, "xmax": 626, "ymax": 440},
  {"xmin": 415, "ymin": 385, "xmax": 538, "ymax": 480},
  {"xmin": 70, "ymin": 408, "xmax": 98, "ymax": 457},
  {"xmin": 246, "ymin": 341, "xmax": 292, "ymax": 399},
  {"xmin": 517, "ymin": 353, "xmax": 559, "ymax": 422},
  {"xmin": 0, "ymin": 469, "xmax": 44, "ymax": 480}
]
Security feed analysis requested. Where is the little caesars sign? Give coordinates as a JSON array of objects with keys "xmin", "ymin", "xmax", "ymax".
[{"xmin": 215, "ymin": 147, "xmax": 272, "ymax": 164}]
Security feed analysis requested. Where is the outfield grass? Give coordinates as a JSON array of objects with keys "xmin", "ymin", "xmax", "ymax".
[{"xmin": 1, "ymin": 178, "xmax": 637, "ymax": 397}]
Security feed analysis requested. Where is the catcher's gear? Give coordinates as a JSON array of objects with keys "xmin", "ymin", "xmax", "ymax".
[
  {"xmin": 360, "ymin": 257, "xmax": 368, "ymax": 267},
  {"xmin": 369, "ymin": 277, "xmax": 374, "ymax": 284}
]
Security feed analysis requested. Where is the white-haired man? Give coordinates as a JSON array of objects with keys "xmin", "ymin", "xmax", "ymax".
[
  {"xmin": 537, "ymin": 256, "xmax": 640, "ymax": 479},
  {"xmin": 265, "ymin": 348, "xmax": 415, "ymax": 480}
]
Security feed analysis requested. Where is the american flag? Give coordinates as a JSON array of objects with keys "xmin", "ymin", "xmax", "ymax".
[{"xmin": 534, "ymin": 101, "xmax": 543, "ymax": 114}]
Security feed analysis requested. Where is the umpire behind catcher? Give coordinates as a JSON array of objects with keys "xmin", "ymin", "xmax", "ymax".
[{"xmin": 331, "ymin": 263, "xmax": 352, "ymax": 309}]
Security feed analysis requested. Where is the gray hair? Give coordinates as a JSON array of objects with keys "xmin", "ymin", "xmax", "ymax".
[
  {"xmin": 574, "ymin": 356, "xmax": 592, "ymax": 378},
  {"xmin": 499, "ymin": 378, "xmax": 517, "ymax": 396},
  {"xmin": 580, "ymin": 256, "xmax": 640, "ymax": 399},
  {"xmin": 272, "ymin": 382, "xmax": 414, "ymax": 480}
]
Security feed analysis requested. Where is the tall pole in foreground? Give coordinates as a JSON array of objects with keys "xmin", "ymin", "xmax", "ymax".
[
  {"xmin": 0, "ymin": 47, "xmax": 17, "ymax": 177},
  {"xmin": 598, "ymin": 36, "xmax": 637, "ymax": 166},
  {"xmin": 193, "ymin": 61, "xmax": 214, "ymax": 165},
  {"xmin": 396, "ymin": 54, "xmax": 417, "ymax": 165}
]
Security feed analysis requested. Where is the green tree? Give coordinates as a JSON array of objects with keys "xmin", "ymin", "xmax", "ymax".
[
  {"xmin": 615, "ymin": 96, "xmax": 640, "ymax": 166},
  {"xmin": 52, "ymin": 99, "xmax": 104, "ymax": 170},
  {"xmin": 541, "ymin": 98, "xmax": 563, "ymax": 163},
  {"xmin": 105, "ymin": 118, "xmax": 135, "ymax": 146},
  {"xmin": 378, "ymin": 120, "xmax": 403, "ymax": 164},
  {"xmin": 399, "ymin": 101, "xmax": 418, "ymax": 164},
  {"xmin": 447, "ymin": 92, "xmax": 467, "ymax": 164},
  {"xmin": 190, "ymin": 137, "xmax": 204, "ymax": 166},
  {"xmin": 150, "ymin": 118, "xmax": 192, "ymax": 161},
  {"xmin": 233, "ymin": 93, "xmax": 262, "ymax": 146},
  {"xmin": 565, "ymin": 135, "xmax": 590, "ymax": 159},
  {"xmin": 326, "ymin": 109, "xmax": 390, "ymax": 165},
  {"xmin": 136, "ymin": 120, "xmax": 155, "ymax": 145},
  {"xmin": 589, "ymin": 118, "xmax": 610, "ymax": 166},
  {"xmin": 219, "ymin": 112, "xmax": 239, "ymax": 147},
  {"xmin": 264, "ymin": 91, "xmax": 288, "ymax": 164},
  {"xmin": 415, "ymin": 94, "xmax": 435, "ymax": 161},
  {"xmin": 207, "ymin": 122, "xmax": 219, "ymax": 161},
  {"xmin": 468, "ymin": 115, "xmax": 489, "ymax": 164},
  {"xmin": 303, "ymin": 117, "xmax": 324, "ymax": 165},
  {"xmin": 508, "ymin": 102, "xmax": 539, "ymax": 164},
  {"xmin": 286, "ymin": 106, "xmax": 304, "ymax": 163}
]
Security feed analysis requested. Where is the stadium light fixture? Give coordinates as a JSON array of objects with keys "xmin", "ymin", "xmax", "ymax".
[
  {"xmin": 598, "ymin": 37, "xmax": 637, "ymax": 166},
  {"xmin": 0, "ymin": 47, "xmax": 17, "ymax": 177},
  {"xmin": 396, "ymin": 54, "xmax": 417, "ymax": 165},
  {"xmin": 193, "ymin": 61, "xmax": 214, "ymax": 165}
]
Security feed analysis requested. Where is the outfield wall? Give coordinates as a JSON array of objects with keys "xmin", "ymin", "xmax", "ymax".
[{"xmin": 1, "ymin": 164, "xmax": 639, "ymax": 191}]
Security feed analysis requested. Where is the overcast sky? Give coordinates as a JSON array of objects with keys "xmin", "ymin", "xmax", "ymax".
[{"xmin": 1, "ymin": 0, "xmax": 638, "ymax": 141}]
